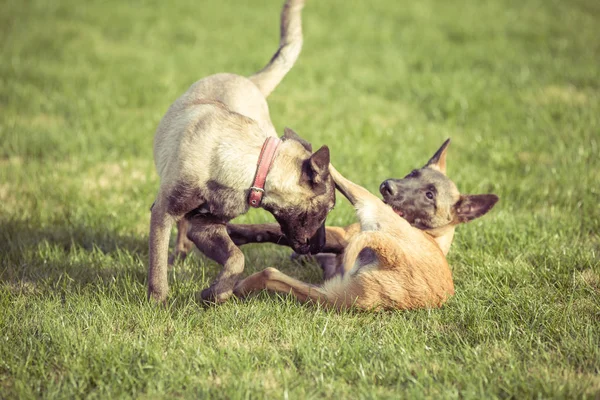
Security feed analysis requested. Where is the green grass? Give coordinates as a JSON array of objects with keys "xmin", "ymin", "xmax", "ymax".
[{"xmin": 1, "ymin": 0, "xmax": 599, "ymax": 397}]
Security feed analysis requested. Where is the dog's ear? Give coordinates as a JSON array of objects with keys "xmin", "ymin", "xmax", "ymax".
[
  {"xmin": 303, "ymin": 145, "xmax": 330, "ymax": 185},
  {"xmin": 282, "ymin": 127, "xmax": 312, "ymax": 152},
  {"xmin": 425, "ymin": 138, "xmax": 451, "ymax": 174},
  {"xmin": 453, "ymin": 194, "xmax": 499, "ymax": 223}
]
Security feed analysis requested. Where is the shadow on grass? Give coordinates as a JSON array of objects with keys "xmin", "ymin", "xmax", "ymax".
[
  {"xmin": 0, "ymin": 216, "xmax": 148, "ymax": 255},
  {"xmin": 0, "ymin": 216, "xmax": 330, "ymax": 310},
  {"xmin": 0, "ymin": 217, "xmax": 151, "ymax": 297}
]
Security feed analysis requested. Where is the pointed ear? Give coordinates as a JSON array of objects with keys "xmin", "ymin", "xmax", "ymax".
[
  {"xmin": 454, "ymin": 194, "xmax": 499, "ymax": 223},
  {"xmin": 282, "ymin": 127, "xmax": 312, "ymax": 152},
  {"xmin": 303, "ymin": 145, "xmax": 330, "ymax": 185},
  {"xmin": 425, "ymin": 138, "xmax": 451, "ymax": 174}
]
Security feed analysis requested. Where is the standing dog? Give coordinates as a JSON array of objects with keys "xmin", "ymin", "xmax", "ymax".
[
  {"xmin": 149, "ymin": 0, "xmax": 336, "ymax": 303},
  {"xmin": 233, "ymin": 140, "xmax": 498, "ymax": 310}
]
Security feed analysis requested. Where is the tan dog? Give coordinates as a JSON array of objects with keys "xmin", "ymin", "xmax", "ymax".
[
  {"xmin": 233, "ymin": 140, "xmax": 498, "ymax": 310},
  {"xmin": 148, "ymin": 0, "xmax": 336, "ymax": 303}
]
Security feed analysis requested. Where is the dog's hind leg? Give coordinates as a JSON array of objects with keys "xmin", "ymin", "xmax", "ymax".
[
  {"xmin": 314, "ymin": 254, "xmax": 342, "ymax": 280},
  {"xmin": 169, "ymin": 218, "xmax": 194, "ymax": 265},
  {"xmin": 186, "ymin": 216, "xmax": 245, "ymax": 303},
  {"xmin": 234, "ymin": 267, "xmax": 331, "ymax": 306}
]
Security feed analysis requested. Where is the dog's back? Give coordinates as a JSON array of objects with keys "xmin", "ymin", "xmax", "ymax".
[{"xmin": 160, "ymin": 74, "xmax": 276, "ymax": 138}]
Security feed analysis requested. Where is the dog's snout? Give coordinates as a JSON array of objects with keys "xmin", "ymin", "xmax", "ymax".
[{"xmin": 380, "ymin": 180, "xmax": 396, "ymax": 196}]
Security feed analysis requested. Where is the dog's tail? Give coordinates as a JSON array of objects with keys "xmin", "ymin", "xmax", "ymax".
[{"xmin": 249, "ymin": 0, "xmax": 305, "ymax": 97}]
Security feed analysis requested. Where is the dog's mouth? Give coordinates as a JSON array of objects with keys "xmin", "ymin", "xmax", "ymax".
[{"xmin": 382, "ymin": 199, "xmax": 404, "ymax": 217}]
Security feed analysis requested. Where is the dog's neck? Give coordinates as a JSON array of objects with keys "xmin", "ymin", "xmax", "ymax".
[
  {"xmin": 211, "ymin": 137, "xmax": 306, "ymax": 217},
  {"xmin": 195, "ymin": 133, "xmax": 277, "ymax": 221},
  {"xmin": 212, "ymin": 133, "xmax": 274, "ymax": 187},
  {"xmin": 260, "ymin": 140, "xmax": 307, "ymax": 207},
  {"xmin": 424, "ymin": 224, "xmax": 456, "ymax": 256}
]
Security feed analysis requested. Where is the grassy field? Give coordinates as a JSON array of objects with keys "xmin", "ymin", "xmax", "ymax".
[{"xmin": 1, "ymin": 0, "xmax": 599, "ymax": 397}]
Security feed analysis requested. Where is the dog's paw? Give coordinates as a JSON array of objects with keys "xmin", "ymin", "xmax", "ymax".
[
  {"xmin": 232, "ymin": 281, "xmax": 249, "ymax": 299},
  {"xmin": 147, "ymin": 288, "xmax": 168, "ymax": 306},
  {"xmin": 167, "ymin": 254, "xmax": 176, "ymax": 267},
  {"xmin": 199, "ymin": 286, "xmax": 233, "ymax": 304}
]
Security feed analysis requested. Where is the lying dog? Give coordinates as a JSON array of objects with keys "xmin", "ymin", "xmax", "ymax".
[
  {"xmin": 233, "ymin": 140, "xmax": 498, "ymax": 310},
  {"xmin": 148, "ymin": 0, "xmax": 336, "ymax": 303}
]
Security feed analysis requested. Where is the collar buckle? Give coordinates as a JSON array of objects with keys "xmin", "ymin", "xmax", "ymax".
[{"xmin": 248, "ymin": 137, "xmax": 281, "ymax": 208}]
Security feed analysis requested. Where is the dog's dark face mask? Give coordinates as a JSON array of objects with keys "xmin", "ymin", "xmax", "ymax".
[
  {"xmin": 380, "ymin": 166, "xmax": 459, "ymax": 230},
  {"xmin": 273, "ymin": 209, "xmax": 329, "ymax": 254},
  {"xmin": 379, "ymin": 139, "xmax": 498, "ymax": 230},
  {"xmin": 379, "ymin": 139, "xmax": 460, "ymax": 230},
  {"xmin": 264, "ymin": 129, "xmax": 335, "ymax": 254}
]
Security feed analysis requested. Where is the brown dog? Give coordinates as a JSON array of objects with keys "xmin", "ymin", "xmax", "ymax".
[
  {"xmin": 233, "ymin": 140, "xmax": 498, "ymax": 310},
  {"xmin": 148, "ymin": 0, "xmax": 336, "ymax": 303}
]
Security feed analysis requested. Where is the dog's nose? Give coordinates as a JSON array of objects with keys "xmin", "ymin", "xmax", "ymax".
[{"xmin": 380, "ymin": 180, "xmax": 396, "ymax": 196}]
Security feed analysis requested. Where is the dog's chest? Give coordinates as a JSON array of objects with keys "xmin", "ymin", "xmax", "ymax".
[
  {"xmin": 171, "ymin": 179, "xmax": 249, "ymax": 222},
  {"xmin": 197, "ymin": 184, "xmax": 249, "ymax": 222}
]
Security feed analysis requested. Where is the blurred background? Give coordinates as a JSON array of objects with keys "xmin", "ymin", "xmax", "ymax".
[{"xmin": 1, "ymin": 0, "xmax": 599, "ymax": 397}]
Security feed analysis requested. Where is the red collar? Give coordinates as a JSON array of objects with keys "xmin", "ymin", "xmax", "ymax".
[{"xmin": 248, "ymin": 137, "xmax": 281, "ymax": 207}]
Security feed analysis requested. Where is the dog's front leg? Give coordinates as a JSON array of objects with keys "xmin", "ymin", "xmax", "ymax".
[
  {"xmin": 329, "ymin": 165, "xmax": 381, "ymax": 207},
  {"xmin": 227, "ymin": 223, "xmax": 351, "ymax": 254},
  {"xmin": 187, "ymin": 217, "xmax": 244, "ymax": 303},
  {"xmin": 148, "ymin": 198, "xmax": 175, "ymax": 303},
  {"xmin": 227, "ymin": 223, "xmax": 289, "ymax": 247}
]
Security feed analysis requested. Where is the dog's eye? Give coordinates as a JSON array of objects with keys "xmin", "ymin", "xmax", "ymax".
[
  {"xmin": 407, "ymin": 170, "xmax": 418, "ymax": 178},
  {"xmin": 328, "ymin": 206, "xmax": 335, "ymax": 214},
  {"xmin": 426, "ymin": 191, "xmax": 434, "ymax": 200}
]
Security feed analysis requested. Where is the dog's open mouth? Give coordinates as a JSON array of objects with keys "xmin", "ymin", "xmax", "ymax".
[{"xmin": 382, "ymin": 199, "xmax": 404, "ymax": 217}]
